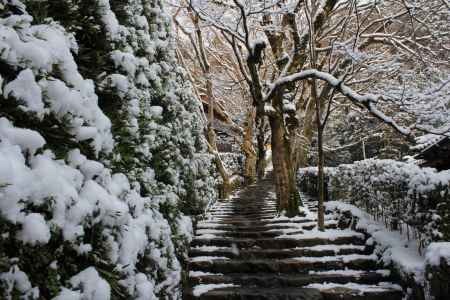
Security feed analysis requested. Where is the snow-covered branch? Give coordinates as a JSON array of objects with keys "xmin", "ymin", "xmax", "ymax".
[{"xmin": 266, "ymin": 69, "xmax": 411, "ymax": 135}]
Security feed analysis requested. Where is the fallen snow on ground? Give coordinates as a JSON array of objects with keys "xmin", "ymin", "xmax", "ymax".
[
  {"xmin": 305, "ymin": 282, "xmax": 403, "ymax": 294},
  {"xmin": 267, "ymin": 228, "xmax": 303, "ymax": 234},
  {"xmin": 196, "ymin": 229, "xmax": 229, "ymax": 235},
  {"xmin": 277, "ymin": 228, "xmax": 364, "ymax": 240},
  {"xmin": 189, "ymin": 256, "xmax": 230, "ymax": 262},
  {"xmin": 309, "ymin": 269, "xmax": 391, "ymax": 277},
  {"xmin": 326, "ymin": 201, "xmax": 425, "ymax": 281},
  {"xmin": 294, "ymin": 254, "xmax": 378, "ymax": 263},
  {"xmin": 295, "ymin": 244, "xmax": 366, "ymax": 253},
  {"xmin": 192, "ymin": 246, "xmax": 233, "ymax": 252},
  {"xmin": 425, "ymin": 242, "xmax": 450, "ymax": 266},
  {"xmin": 196, "ymin": 234, "xmax": 220, "ymax": 239},
  {"xmin": 189, "ymin": 271, "xmax": 223, "ymax": 277},
  {"xmin": 197, "ymin": 222, "xmax": 230, "ymax": 228},
  {"xmin": 192, "ymin": 284, "xmax": 238, "ymax": 297},
  {"xmin": 267, "ymin": 220, "xmax": 338, "ymax": 233}
]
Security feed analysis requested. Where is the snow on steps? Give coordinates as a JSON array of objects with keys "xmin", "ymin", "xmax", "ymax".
[
  {"xmin": 190, "ymin": 234, "xmax": 366, "ymax": 249},
  {"xmin": 184, "ymin": 176, "xmax": 404, "ymax": 299},
  {"xmin": 190, "ymin": 286, "xmax": 323, "ymax": 300},
  {"xmin": 189, "ymin": 244, "xmax": 369, "ymax": 259},
  {"xmin": 189, "ymin": 270, "xmax": 392, "ymax": 286}
]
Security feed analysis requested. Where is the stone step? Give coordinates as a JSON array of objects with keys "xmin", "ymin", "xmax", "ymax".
[
  {"xmin": 208, "ymin": 209, "xmax": 278, "ymax": 215},
  {"xmin": 208, "ymin": 208, "xmax": 277, "ymax": 213},
  {"xmin": 188, "ymin": 270, "xmax": 392, "ymax": 287},
  {"xmin": 183, "ymin": 287, "xmax": 323, "ymax": 300},
  {"xmin": 189, "ymin": 245, "xmax": 369, "ymax": 259},
  {"xmin": 209, "ymin": 211, "xmax": 277, "ymax": 215},
  {"xmin": 206, "ymin": 216, "xmax": 281, "ymax": 222},
  {"xmin": 195, "ymin": 224, "xmax": 299, "ymax": 232},
  {"xmin": 312, "ymin": 283, "xmax": 403, "ymax": 300},
  {"xmin": 211, "ymin": 205, "xmax": 277, "ymax": 210},
  {"xmin": 213, "ymin": 201, "xmax": 277, "ymax": 205},
  {"xmin": 211, "ymin": 205, "xmax": 276, "ymax": 209},
  {"xmin": 191, "ymin": 235, "xmax": 366, "ymax": 249},
  {"xmin": 184, "ymin": 286, "xmax": 403, "ymax": 300},
  {"xmin": 195, "ymin": 221, "xmax": 337, "ymax": 232},
  {"xmin": 185, "ymin": 183, "xmax": 404, "ymax": 300},
  {"xmin": 188, "ymin": 255, "xmax": 379, "ymax": 274},
  {"xmin": 195, "ymin": 229, "xmax": 303, "ymax": 239},
  {"xmin": 197, "ymin": 217, "xmax": 315, "ymax": 227},
  {"xmin": 207, "ymin": 213, "xmax": 278, "ymax": 219},
  {"xmin": 297, "ymin": 223, "xmax": 338, "ymax": 231}
]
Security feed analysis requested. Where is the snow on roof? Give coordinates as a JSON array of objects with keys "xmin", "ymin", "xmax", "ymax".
[{"xmin": 412, "ymin": 134, "xmax": 448, "ymax": 152}]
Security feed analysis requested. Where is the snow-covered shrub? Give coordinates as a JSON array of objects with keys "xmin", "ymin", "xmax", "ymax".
[
  {"xmin": 326, "ymin": 202, "xmax": 450, "ymax": 300},
  {"xmin": 0, "ymin": 1, "xmax": 217, "ymax": 299},
  {"xmin": 219, "ymin": 152, "xmax": 244, "ymax": 176},
  {"xmin": 298, "ymin": 159, "xmax": 450, "ymax": 250}
]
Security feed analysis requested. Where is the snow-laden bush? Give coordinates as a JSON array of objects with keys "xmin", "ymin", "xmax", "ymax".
[
  {"xmin": 298, "ymin": 159, "xmax": 450, "ymax": 250},
  {"xmin": 219, "ymin": 152, "xmax": 244, "ymax": 176},
  {"xmin": 0, "ymin": 1, "xmax": 218, "ymax": 299}
]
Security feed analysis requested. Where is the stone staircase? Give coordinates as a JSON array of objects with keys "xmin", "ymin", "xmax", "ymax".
[{"xmin": 183, "ymin": 176, "xmax": 404, "ymax": 300}]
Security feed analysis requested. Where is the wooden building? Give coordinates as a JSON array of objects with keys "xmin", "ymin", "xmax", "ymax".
[
  {"xmin": 200, "ymin": 94, "xmax": 241, "ymax": 153},
  {"xmin": 415, "ymin": 137, "xmax": 450, "ymax": 171}
]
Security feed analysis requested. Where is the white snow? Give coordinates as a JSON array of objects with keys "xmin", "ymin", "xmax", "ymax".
[
  {"xmin": 0, "ymin": 265, "xmax": 37, "ymax": 299},
  {"xmin": 299, "ymin": 158, "xmax": 450, "ymax": 286},
  {"xmin": 16, "ymin": 213, "xmax": 50, "ymax": 245},
  {"xmin": 192, "ymin": 246, "xmax": 233, "ymax": 252},
  {"xmin": 196, "ymin": 229, "xmax": 228, "ymax": 235},
  {"xmin": 425, "ymin": 242, "xmax": 450, "ymax": 266},
  {"xmin": 309, "ymin": 269, "xmax": 391, "ymax": 277},
  {"xmin": 189, "ymin": 256, "xmax": 230, "ymax": 262},
  {"xmin": 0, "ymin": 0, "xmax": 216, "ymax": 299},
  {"xmin": 66, "ymin": 267, "xmax": 111, "ymax": 300},
  {"xmin": 0, "ymin": 15, "xmax": 114, "ymax": 153},
  {"xmin": 189, "ymin": 271, "xmax": 223, "ymax": 277},
  {"xmin": 0, "ymin": 117, "xmax": 45, "ymax": 155},
  {"xmin": 296, "ymin": 244, "xmax": 366, "ymax": 253},
  {"xmin": 192, "ymin": 284, "xmax": 237, "ymax": 297},
  {"xmin": 3, "ymin": 69, "xmax": 44, "ymax": 115},
  {"xmin": 305, "ymin": 282, "xmax": 403, "ymax": 293},
  {"xmin": 293, "ymin": 254, "xmax": 378, "ymax": 263},
  {"xmin": 325, "ymin": 201, "xmax": 425, "ymax": 281},
  {"xmin": 276, "ymin": 228, "xmax": 364, "ymax": 240}
]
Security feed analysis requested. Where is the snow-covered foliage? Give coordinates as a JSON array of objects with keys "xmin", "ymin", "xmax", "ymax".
[
  {"xmin": 326, "ymin": 201, "xmax": 450, "ymax": 300},
  {"xmin": 425, "ymin": 242, "xmax": 450, "ymax": 267},
  {"xmin": 325, "ymin": 201, "xmax": 450, "ymax": 299},
  {"xmin": 326, "ymin": 201, "xmax": 424, "ymax": 278},
  {"xmin": 298, "ymin": 159, "xmax": 450, "ymax": 249},
  {"xmin": 219, "ymin": 152, "xmax": 244, "ymax": 176},
  {"xmin": 0, "ymin": 1, "xmax": 218, "ymax": 299}
]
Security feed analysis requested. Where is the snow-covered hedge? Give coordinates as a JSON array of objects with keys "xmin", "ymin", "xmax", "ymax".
[
  {"xmin": 0, "ymin": 1, "xmax": 217, "ymax": 299},
  {"xmin": 298, "ymin": 159, "xmax": 450, "ymax": 250},
  {"xmin": 326, "ymin": 201, "xmax": 450, "ymax": 300}
]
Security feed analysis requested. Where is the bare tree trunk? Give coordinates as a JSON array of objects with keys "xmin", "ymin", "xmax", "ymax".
[
  {"xmin": 293, "ymin": 96, "xmax": 316, "ymax": 170},
  {"xmin": 205, "ymin": 78, "xmax": 232, "ymax": 197},
  {"xmin": 207, "ymin": 126, "xmax": 231, "ymax": 197},
  {"xmin": 269, "ymin": 112, "xmax": 301, "ymax": 217},
  {"xmin": 362, "ymin": 139, "xmax": 367, "ymax": 160},
  {"xmin": 316, "ymin": 127, "xmax": 325, "ymax": 231},
  {"xmin": 242, "ymin": 109, "xmax": 257, "ymax": 183},
  {"xmin": 312, "ymin": 81, "xmax": 325, "ymax": 231},
  {"xmin": 184, "ymin": 11, "xmax": 234, "ymax": 198},
  {"xmin": 256, "ymin": 113, "xmax": 266, "ymax": 179}
]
